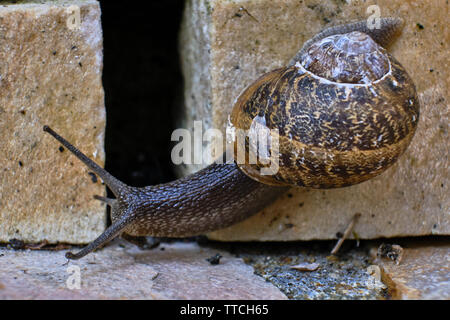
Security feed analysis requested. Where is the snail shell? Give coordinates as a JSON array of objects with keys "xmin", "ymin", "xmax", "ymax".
[{"xmin": 231, "ymin": 31, "xmax": 420, "ymax": 188}]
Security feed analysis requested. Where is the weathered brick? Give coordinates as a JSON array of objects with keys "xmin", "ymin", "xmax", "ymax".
[
  {"xmin": 0, "ymin": 0, "xmax": 106, "ymax": 243},
  {"xmin": 179, "ymin": 0, "xmax": 449, "ymax": 240}
]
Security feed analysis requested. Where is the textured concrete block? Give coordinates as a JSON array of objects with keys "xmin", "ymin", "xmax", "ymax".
[
  {"xmin": 0, "ymin": 242, "xmax": 287, "ymax": 300},
  {"xmin": 0, "ymin": 0, "xmax": 106, "ymax": 243},
  {"xmin": 179, "ymin": 0, "xmax": 449, "ymax": 240}
]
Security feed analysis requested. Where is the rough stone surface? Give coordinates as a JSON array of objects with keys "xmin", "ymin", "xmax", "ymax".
[
  {"xmin": 179, "ymin": 0, "xmax": 449, "ymax": 241},
  {"xmin": 371, "ymin": 240, "xmax": 450, "ymax": 299},
  {"xmin": 228, "ymin": 241, "xmax": 389, "ymax": 300},
  {"xmin": 0, "ymin": 1, "xmax": 106, "ymax": 243},
  {"xmin": 0, "ymin": 241, "xmax": 287, "ymax": 300}
]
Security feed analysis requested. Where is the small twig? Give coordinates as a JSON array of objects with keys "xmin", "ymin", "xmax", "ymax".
[
  {"xmin": 25, "ymin": 240, "xmax": 49, "ymax": 250},
  {"xmin": 331, "ymin": 213, "xmax": 361, "ymax": 255}
]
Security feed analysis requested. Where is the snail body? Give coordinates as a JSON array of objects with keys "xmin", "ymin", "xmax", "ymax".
[{"xmin": 43, "ymin": 18, "xmax": 419, "ymax": 260}]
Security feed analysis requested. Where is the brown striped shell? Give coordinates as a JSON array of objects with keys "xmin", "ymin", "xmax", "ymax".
[{"xmin": 230, "ymin": 31, "xmax": 419, "ymax": 188}]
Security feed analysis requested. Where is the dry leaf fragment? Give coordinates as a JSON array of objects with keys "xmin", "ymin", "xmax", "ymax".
[{"xmin": 290, "ymin": 262, "xmax": 320, "ymax": 272}]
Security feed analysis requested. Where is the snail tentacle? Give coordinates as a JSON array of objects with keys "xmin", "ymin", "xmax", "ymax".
[
  {"xmin": 93, "ymin": 195, "xmax": 117, "ymax": 206},
  {"xmin": 65, "ymin": 207, "xmax": 136, "ymax": 260},
  {"xmin": 43, "ymin": 126, "xmax": 129, "ymax": 198}
]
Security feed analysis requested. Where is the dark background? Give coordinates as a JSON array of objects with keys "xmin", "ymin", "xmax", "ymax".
[{"xmin": 99, "ymin": 1, "xmax": 185, "ymax": 187}]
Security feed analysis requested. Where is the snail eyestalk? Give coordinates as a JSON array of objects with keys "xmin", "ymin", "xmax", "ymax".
[{"xmin": 43, "ymin": 125, "xmax": 127, "ymax": 197}]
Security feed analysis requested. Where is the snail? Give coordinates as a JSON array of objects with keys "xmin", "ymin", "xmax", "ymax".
[{"xmin": 43, "ymin": 18, "xmax": 419, "ymax": 260}]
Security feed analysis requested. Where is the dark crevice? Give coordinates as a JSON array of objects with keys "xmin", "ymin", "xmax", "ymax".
[{"xmin": 99, "ymin": 1, "xmax": 184, "ymax": 189}]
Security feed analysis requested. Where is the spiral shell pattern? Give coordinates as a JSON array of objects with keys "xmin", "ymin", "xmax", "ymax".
[{"xmin": 231, "ymin": 32, "xmax": 419, "ymax": 188}]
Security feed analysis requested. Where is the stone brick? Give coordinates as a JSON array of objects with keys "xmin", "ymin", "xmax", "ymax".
[
  {"xmin": 179, "ymin": 0, "xmax": 449, "ymax": 241},
  {"xmin": 0, "ymin": 0, "xmax": 106, "ymax": 244},
  {"xmin": 372, "ymin": 240, "xmax": 450, "ymax": 299},
  {"xmin": 0, "ymin": 241, "xmax": 287, "ymax": 299}
]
